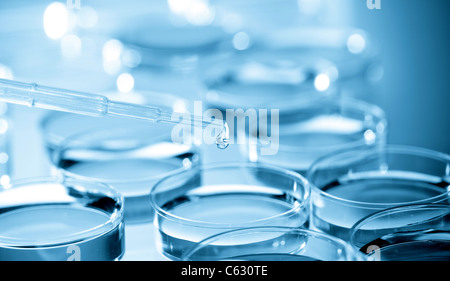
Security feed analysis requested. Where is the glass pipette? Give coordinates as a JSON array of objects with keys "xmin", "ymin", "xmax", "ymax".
[{"xmin": 0, "ymin": 78, "xmax": 229, "ymax": 148}]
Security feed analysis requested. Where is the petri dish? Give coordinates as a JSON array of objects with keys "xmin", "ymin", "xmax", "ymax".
[
  {"xmin": 200, "ymin": 47, "xmax": 338, "ymax": 112},
  {"xmin": 41, "ymin": 90, "xmax": 198, "ymax": 223},
  {"xmin": 200, "ymin": 27, "xmax": 381, "ymax": 110},
  {"xmin": 53, "ymin": 126, "xmax": 200, "ymax": 223},
  {"xmin": 42, "ymin": 91, "xmax": 200, "ymax": 260},
  {"xmin": 109, "ymin": 0, "xmax": 233, "ymax": 77},
  {"xmin": 350, "ymin": 204, "xmax": 450, "ymax": 261},
  {"xmin": 255, "ymin": 27, "xmax": 381, "ymax": 101},
  {"xmin": 243, "ymin": 97, "xmax": 387, "ymax": 175},
  {"xmin": 0, "ymin": 176, "xmax": 124, "ymax": 261},
  {"xmin": 40, "ymin": 90, "xmax": 191, "ymax": 156},
  {"xmin": 150, "ymin": 162, "xmax": 311, "ymax": 260},
  {"xmin": 183, "ymin": 226, "xmax": 366, "ymax": 261},
  {"xmin": 307, "ymin": 145, "xmax": 450, "ymax": 242}
]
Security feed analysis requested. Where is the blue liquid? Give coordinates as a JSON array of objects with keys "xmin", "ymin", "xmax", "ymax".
[
  {"xmin": 311, "ymin": 174, "xmax": 450, "ymax": 241},
  {"xmin": 361, "ymin": 230, "xmax": 450, "ymax": 261},
  {"xmin": 0, "ymin": 205, "xmax": 124, "ymax": 261},
  {"xmin": 248, "ymin": 115, "xmax": 377, "ymax": 173},
  {"xmin": 58, "ymin": 141, "xmax": 198, "ymax": 223},
  {"xmin": 155, "ymin": 185, "xmax": 308, "ymax": 260}
]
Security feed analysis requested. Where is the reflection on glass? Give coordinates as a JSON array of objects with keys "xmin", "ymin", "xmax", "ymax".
[
  {"xmin": 307, "ymin": 145, "xmax": 450, "ymax": 242},
  {"xmin": 200, "ymin": 48, "xmax": 338, "ymax": 111},
  {"xmin": 350, "ymin": 204, "xmax": 450, "ymax": 261},
  {"xmin": 150, "ymin": 162, "xmax": 310, "ymax": 260},
  {"xmin": 183, "ymin": 227, "xmax": 366, "ymax": 261},
  {"xmin": 0, "ymin": 177, "xmax": 124, "ymax": 261},
  {"xmin": 41, "ymin": 91, "xmax": 197, "ymax": 260},
  {"xmin": 244, "ymin": 98, "xmax": 387, "ymax": 175}
]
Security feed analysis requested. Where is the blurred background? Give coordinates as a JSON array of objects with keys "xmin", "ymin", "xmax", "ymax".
[{"xmin": 0, "ymin": 0, "xmax": 448, "ymax": 182}]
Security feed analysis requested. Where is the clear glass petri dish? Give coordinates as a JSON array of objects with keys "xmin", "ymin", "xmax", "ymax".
[
  {"xmin": 0, "ymin": 176, "xmax": 124, "ymax": 261},
  {"xmin": 307, "ymin": 145, "xmax": 450, "ymax": 242},
  {"xmin": 150, "ymin": 162, "xmax": 311, "ymax": 260},
  {"xmin": 200, "ymin": 47, "xmax": 339, "ymax": 112},
  {"xmin": 41, "ymin": 90, "xmax": 198, "ymax": 224},
  {"xmin": 43, "ymin": 91, "xmax": 199, "ymax": 260},
  {"xmin": 108, "ymin": 0, "xmax": 233, "ymax": 73},
  {"xmin": 242, "ymin": 97, "xmax": 387, "ymax": 175},
  {"xmin": 350, "ymin": 204, "xmax": 450, "ymax": 261},
  {"xmin": 53, "ymin": 126, "xmax": 200, "ymax": 224},
  {"xmin": 199, "ymin": 27, "xmax": 381, "ymax": 110},
  {"xmin": 253, "ymin": 27, "xmax": 382, "ymax": 100},
  {"xmin": 40, "ymin": 90, "xmax": 191, "ymax": 156},
  {"xmin": 182, "ymin": 226, "xmax": 366, "ymax": 261}
]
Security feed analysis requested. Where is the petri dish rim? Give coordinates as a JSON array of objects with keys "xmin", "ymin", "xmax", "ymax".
[
  {"xmin": 307, "ymin": 145, "xmax": 450, "ymax": 209},
  {"xmin": 52, "ymin": 127, "xmax": 201, "ymax": 185},
  {"xmin": 349, "ymin": 203, "xmax": 450, "ymax": 249},
  {"xmin": 182, "ymin": 226, "xmax": 366, "ymax": 261},
  {"xmin": 150, "ymin": 162, "xmax": 311, "ymax": 228},
  {"xmin": 0, "ymin": 176, "xmax": 124, "ymax": 247},
  {"xmin": 252, "ymin": 97, "xmax": 387, "ymax": 153},
  {"xmin": 40, "ymin": 90, "xmax": 192, "ymax": 147}
]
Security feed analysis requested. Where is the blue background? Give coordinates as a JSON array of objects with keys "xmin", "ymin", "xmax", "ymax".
[{"xmin": 0, "ymin": 0, "xmax": 449, "ymax": 180}]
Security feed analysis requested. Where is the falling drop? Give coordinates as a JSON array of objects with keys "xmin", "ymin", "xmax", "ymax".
[{"xmin": 216, "ymin": 122, "xmax": 230, "ymax": 150}]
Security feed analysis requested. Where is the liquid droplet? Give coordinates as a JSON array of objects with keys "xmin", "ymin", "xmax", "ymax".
[
  {"xmin": 216, "ymin": 122, "xmax": 230, "ymax": 149},
  {"xmin": 216, "ymin": 138, "xmax": 230, "ymax": 149}
]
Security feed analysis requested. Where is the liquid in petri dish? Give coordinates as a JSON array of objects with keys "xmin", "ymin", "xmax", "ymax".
[
  {"xmin": 311, "ymin": 173, "xmax": 450, "ymax": 241},
  {"xmin": 185, "ymin": 233, "xmax": 312, "ymax": 261},
  {"xmin": 58, "ymin": 141, "xmax": 198, "ymax": 222},
  {"xmin": 155, "ymin": 185, "xmax": 308, "ymax": 260},
  {"xmin": 360, "ymin": 230, "xmax": 450, "ymax": 261},
  {"xmin": 0, "ymin": 205, "xmax": 124, "ymax": 261},
  {"xmin": 222, "ymin": 254, "xmax": 318, "ymax": 261},
  {"xmin": 251, "ymin": 114, "xmax": 379, "ymax": 174}
]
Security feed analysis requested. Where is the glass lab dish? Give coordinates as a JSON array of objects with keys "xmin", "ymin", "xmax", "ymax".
[
  {"xmin": 254, "ymin": 27, "xmax": 381, "ymax": 101},
  {"xmin": 40, "ymin": 90, "xmax": 191, "ymax": 157},
  {"xmin": 183, "ymin": 226, "xmax": 366, "ymax": 261},
  {"xmin": 200, "ymin": 47, "xmax": 338, "ymax": 112},
  {"xmin": 43, "ymin": 90, "xmax": 198, "ymax": 222},
  {"xmin": 113, "ymin": 2, "xmax": 233, "ymax": 72},
  {"xmin": 150, "ymin": 162, "xmax": 311, "ymax": 260},
  {"xmin": 53, "ymin": 126, "xmax": 200, "ymax": 223},
  {"xmin": 242, "ymin": 97, "xmax": 387, "ymax": 175},
  {"xmin": 53, "ymin": 126, "xmax": 200, "ymax": 261},
  {"xmin": 307, "ymin": 145, "xmax": 450, "ymax": 242},
  {"xmin": 350, "ymin": 204, "xmax": 450, "ymax": 261},
  {"xmin": 43, "ymin": 91, "xmax": 199, "ymax": 260},
  {"xmin": 0, "ymin": 176, "xmax": 124, "ymax": 261},
  {"xmin": 200, "ymin": 27, "xmax": 381, "ymax": 111}
]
